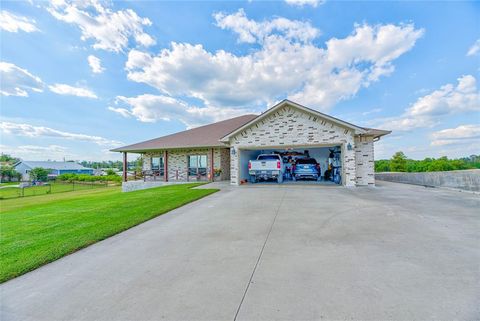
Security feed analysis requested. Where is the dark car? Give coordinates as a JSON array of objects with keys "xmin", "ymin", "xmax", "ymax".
[{"xmin": 293, "ymin": 158, "xmax": 321, "ymax": 181}]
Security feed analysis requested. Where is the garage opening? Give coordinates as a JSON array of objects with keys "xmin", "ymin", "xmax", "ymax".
[{"xmin": 238, "ymin": 146, "xmax": 343, "ymax": 185}]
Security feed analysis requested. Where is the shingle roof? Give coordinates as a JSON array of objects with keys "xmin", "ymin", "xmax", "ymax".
[
  {"xmin": 18, "ymin": 161, "xmax": 92, "ymax": 170},
  {"xmin": 111, "ymin": 101, "xmax": 391, "ymax": 153},
  {"xmin": 111, "ymin": 114, "xmax": 258, "ymax": 152}
]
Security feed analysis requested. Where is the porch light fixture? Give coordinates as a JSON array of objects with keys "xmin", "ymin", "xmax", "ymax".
[
  {"xmin": 230, "ymin": 148, "xmax": 236, "ymax": 156},
  {"xmin": 347, "ymin": 143, "xmax": 353, "ymax": 151}
]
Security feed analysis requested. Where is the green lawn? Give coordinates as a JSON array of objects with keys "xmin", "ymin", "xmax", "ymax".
[
  {"xmin": 0, "ymin": 182, "xmax": 19, "ymax": 186},
  {"xmin": 0, "ymin": 182, "xmax": 112, "ymax": 199},
  {"xmin": 0, "ymin": 183, "xmax": 218, "ymax": 283}
]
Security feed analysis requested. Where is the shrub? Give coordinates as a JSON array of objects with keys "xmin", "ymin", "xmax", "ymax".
[
  {"xmin": 105, "ymin": 169, "xmax": 117, "ymax": 176},
  {"xmin": 56, "ymin": 173, "xmax": 121, "ymax": 183},
  {"xmin": 30, "ymin": 167, "xmax": 50, "ymax": 182}
]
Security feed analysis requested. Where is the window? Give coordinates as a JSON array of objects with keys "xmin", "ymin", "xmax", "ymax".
[
  {"xmin": 257, "ymin": 155, "xmax": 280, "ymax": 161},
  {"xmin": 151, "ymin": 157, "xmax": 165, "ymax": 175},
  {"xmin": 296, "ymin": 158, "xmax": 317, "ymax": 164},
  {"xmin": 188, "ymin": 155, "xmax": 207, "ymax": 177}
]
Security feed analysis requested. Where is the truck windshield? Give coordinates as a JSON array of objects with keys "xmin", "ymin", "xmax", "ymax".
[{"xmin": 257, "ymin": 155, "xmax": 279, "ymax": 161}]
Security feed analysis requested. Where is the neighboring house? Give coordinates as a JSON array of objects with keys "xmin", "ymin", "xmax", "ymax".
[
  {"xmin": 14, "ymin": 161, "xmax": 93, "ymax": 180},
  {"xmin": 112, "ymin": 100, "xmax": 391, "ymax": 186}
]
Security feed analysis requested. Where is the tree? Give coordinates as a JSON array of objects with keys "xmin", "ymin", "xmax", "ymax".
[
  {"xmin": 390, "ymin": 151, "xmax": 407, "ymax": 172},
  {"xmin": 0, "ymin": 165, "xmax": 20, "ymax": 182},
  {"xmin": 134, "ymin": 156, "xmax": 143, "ymax": 177},
  {"xmin": 0, "ymin": 154, "xmax": 19, "ymax": 165},
  {"xmin": 105, "ymin": 169, "xmax": 117, "ymax": 176},
  {"xmin": 30, "ymin": 167, "xmax": 50, "ymax": 182},
  {"xmin": 375, "ymin": 154, "xmax": 480, "ymax": 173},
  {"xmin": 374, "ymin": 159, "xmax": 390, "ymax": 172}
]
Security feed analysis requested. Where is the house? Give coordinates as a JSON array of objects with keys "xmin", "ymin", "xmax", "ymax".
[
  {"xmin": 14, "ymin": 161, "xmax": 94, "ymax": 181},
  {"xmin": 112, "ymin": 100, "xmax": 390, "ymax": 187}
]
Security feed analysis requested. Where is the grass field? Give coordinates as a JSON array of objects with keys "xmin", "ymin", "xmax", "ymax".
[
  {"xmin": 0, "ymin": 182, "xmax": 112, "ymax": 199},
  {"xmin": 0, "ymin": 183, "xmax": 218, "ymax": 283},
  {"xmin": 0, "ymin": 182, "xmax": 19, "ymax": 186}
]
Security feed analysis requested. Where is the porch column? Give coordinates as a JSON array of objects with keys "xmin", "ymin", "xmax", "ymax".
[
  {"xmin": 122, "ymin": 152, "xmax": 127, "ymax": 182},
  {"xmin": 210, "ymin": 148, "xmax": 215, "ymax": 182},
  {"xmin": 164, "ymin": 150, "xmax": 168, "ymax": 182}
]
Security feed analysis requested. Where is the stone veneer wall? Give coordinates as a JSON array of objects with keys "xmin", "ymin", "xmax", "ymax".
[
  {"xmin": 142, "ymin": 148, "xmax": 230, "ymax": 182},
  {"xmin": 228, "ymin": 106, "xmax": 357, "ymax": 186},
  {"xmin": 217, "ymin": 148, "xmax": 231, "ymax": 180},
  {"xmin": 355, "ymin": 136, "xmax": 375, "ymax": 186}
]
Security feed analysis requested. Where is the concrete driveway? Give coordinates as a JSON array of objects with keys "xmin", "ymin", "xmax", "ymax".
[{"xmin": 1, "ymin": 181, "xmax": 479, "ymax": 321}]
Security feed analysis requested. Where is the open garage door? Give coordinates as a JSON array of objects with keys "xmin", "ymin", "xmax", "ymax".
[{"xmin": 238, "ymin": 146, "xmax": 343, "ymax": 185}]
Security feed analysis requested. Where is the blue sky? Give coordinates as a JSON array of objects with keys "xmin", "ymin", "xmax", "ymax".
[{"xmin": 1, "ymin": 0, "xmax": 479, "ymax": 161}]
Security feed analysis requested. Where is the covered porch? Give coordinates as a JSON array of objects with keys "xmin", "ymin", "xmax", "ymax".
[{"xmin": 119, "ymin": 147, "xmax": 231, "ymax": 192}]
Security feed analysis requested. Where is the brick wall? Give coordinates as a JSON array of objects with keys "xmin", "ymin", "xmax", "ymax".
[
  {"xmin": 227, "ymin": 106, "xmax": 357, "ymax": 186},
  {"xmin": 355, "ymin": 136, "xmax": 375, "ymax": 186}
]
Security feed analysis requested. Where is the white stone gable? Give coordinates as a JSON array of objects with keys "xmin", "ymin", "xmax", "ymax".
[{"xmin": 230, "ymin": 106, "xmax": 355, "ymax": 147}]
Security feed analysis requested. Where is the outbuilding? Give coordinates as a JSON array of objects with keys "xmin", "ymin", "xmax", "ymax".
[
  {"xmin": 14, "ymin": 161, "xmax": 94, "ymax": 181},
  {"xmin": 112, "ymin": 100, "xmax": 390, "ymax": 187}
]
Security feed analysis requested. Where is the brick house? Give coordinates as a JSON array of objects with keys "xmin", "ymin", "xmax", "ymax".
[{"xmin": 112, "ymin": 100, "xmax": 390, "ymax": 187}]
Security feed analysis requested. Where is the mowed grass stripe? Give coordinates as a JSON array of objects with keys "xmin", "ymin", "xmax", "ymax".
[{"xmin": 0, "ymin": 183, "xmax": 218, "ymax": 283}]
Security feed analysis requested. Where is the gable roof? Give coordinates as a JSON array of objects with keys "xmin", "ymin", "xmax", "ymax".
[
  {"xmin": 111, "ymin": 114, "xmax": 258, "ymax": 152},
  {"xmin": 16, "ymin": 161, "xmax": 92, "ymax": 171},
  {"xmin": 220, "ymin": 99, "xmax": 371, "ymax": 142}
]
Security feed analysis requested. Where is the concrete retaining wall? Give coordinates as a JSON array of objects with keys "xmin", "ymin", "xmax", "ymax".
[
  {"xmin": 122, "ymin": 180, "xmax": 190, "ymax": 192},
  {"xmin": 375, "ymin": 169, "xmax": 480, "ymax": 192}
]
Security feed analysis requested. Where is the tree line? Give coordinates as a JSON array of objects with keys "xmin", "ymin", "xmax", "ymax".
[{"xmin": 375, "ymin": 152, "xmax": 480, "ymax": 172}]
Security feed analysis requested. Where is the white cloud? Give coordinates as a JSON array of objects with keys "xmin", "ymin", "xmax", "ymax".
[
  {"xmin": 0, "ymin": 144, "xmax": 71, "ymax": 160},
  {"xmin": 431, "ymin": 124, "xmax": 480, "ymax": 146},
  {"xmin": 87, "ymin": 55, "xmax": 105, "ymax": 73},
  {"xmin": 110, "ymin": 94, "xmax": 252, "ymax": 128},
  {"xmin": 108, "ymin": 106, "xmax": 132, "ymax": 118},
  {"xmin": 0, "ymin": 61, "xmax": 44, "ymax": 97},
  {"xmin": 0, "ymin": 121, "xmax": 122, "ymax": 147},
  {"xmin": 467, "ymin": 39, "xmax": 480, "ymax": 56},
  {"xmin": 0, "ymin": 143, "xmax": 120, "ymax": 161},
  {"xmin": 48, "ymin": 83, "xmax": 98, "ymax": 98},
  {"xmin": 285, "ymin": 0, "xmax": 323, "ymax": 7},
  {"xmin": 214, "ymin": 8, "xmax": 320, "ymax": 44},
  {"xmin": 362, "ymin": 108, "xmax": 382, "ymax": 116},
  {"xmin": 0, "ymin": 10, "xmax": 39, "ymax": 33},
  {"xmin": 379, "ymin": 75, "xmax": 480, "ymax": 131},
  {"xmin": 47, "ymin": 0, "xmax": 155, "ymax": 53},
  {"xmin": 407, "ymin": 75, "xmax": 479, "ymax": 116},
  {"xmin": 126, "ymin": 11, "xmax": 424, "ymax": 115}
]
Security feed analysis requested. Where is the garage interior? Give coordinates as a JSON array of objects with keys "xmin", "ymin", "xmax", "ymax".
[{"xmin": 238, "ymin": 145, "xmax": 343, "ymax": 185}]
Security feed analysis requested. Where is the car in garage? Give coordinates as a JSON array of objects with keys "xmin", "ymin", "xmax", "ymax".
[
  {"xmin": 248, "ymin": 154, "xmax": 285, "ymax": 183},
  {"xmin": 292, "ymin": 158, "xmax": 321, "ymax": 181}
]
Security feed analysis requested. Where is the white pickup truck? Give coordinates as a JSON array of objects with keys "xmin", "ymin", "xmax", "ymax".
[{"xmin": 248, "ymin": 154, "xmax": 285, "ymax": 183}]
